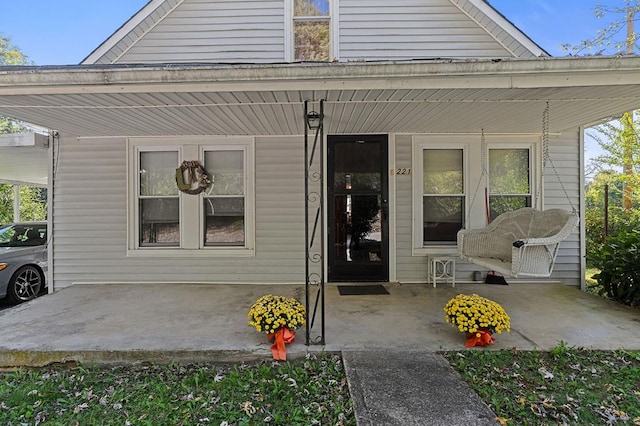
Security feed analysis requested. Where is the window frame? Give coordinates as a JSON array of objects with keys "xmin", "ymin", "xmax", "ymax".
[
  {"xmin": 127, "ymin": 137, "xmax": 255, "ymax": 258},
  {"xmin": 412, "ymin": 137, "xmax": 469, "ymax": 255},
  {"xmin": 286, "ymin": 0, "xmax": 337, "ymax": 62}
]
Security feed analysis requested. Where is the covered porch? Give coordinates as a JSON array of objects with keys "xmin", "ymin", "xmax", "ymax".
[
  {"xmin": 0, "ymin": 282, "xmax": 638, "ymax": 367},
  {"xmin": 1, "ymin": 56, "xmax": 640, "ymax": 342}
]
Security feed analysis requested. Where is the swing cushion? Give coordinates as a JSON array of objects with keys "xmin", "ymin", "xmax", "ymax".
[{"xmin": 457, "ymin": 208, "xmax": 579, "ymax": 277}]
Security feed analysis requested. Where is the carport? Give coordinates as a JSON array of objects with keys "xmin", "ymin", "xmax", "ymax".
[{"xmin": 0, "ymin": 131, "xmax": 49, "ymax": 222}]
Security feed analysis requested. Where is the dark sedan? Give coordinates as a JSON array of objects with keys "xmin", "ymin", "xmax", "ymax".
[{"xmin": 0, "ymin": 222, "xmax": 47, "ymax": 303}]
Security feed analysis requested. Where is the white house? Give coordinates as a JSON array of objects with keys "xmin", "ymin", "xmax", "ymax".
[{"xmin": 2, "ymin": 0, "xmax": 640, "ymax": 300}]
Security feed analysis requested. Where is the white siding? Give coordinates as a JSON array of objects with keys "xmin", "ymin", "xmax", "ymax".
[
  {"xmin": 543, "ymin": 132, "xmax": 582, "ymax": 286},
  {"xmin": 338, "ymin": 0, "xmax": 518, "ymax": 61},
  {"xmin": 112, "ymin": 0, "xmax": 286, "ymax": 64},
  {"xmin": 90, "ymin": 0, "xmax": 541, "ymax": 65},
  {"xmin": 52, "ymin": 130, "xmax": 581, "ymax": 287},
  {"xmin": 394, "ymin": 134, "xmax": 428, "ymax": 282},
  {"xmin": 52, "ymin": 135, "xmax": 305, "ymax": 288}
]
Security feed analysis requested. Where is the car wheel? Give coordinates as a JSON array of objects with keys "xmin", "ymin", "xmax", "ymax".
[{"xmin": 7, "ymin": 265, "xmax": 43, "ymax": 304}]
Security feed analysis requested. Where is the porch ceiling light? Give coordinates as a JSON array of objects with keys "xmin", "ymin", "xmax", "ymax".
[{"xmin": 306, "ymin": 111, "xmax": 322, "ymax": 130}]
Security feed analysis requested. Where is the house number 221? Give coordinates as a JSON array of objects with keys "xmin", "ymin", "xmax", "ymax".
[{"xmin": 394, "ymin": 168, "xmax": 411, "ymax": 175}]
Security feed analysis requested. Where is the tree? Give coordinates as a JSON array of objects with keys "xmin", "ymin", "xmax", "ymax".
[
  {"xmin": 588, "ymin": 113, "xmax": 640, "ymax": 186},
  {"xmin": 0, "ymin": 186, "xmax": 47, "ymax": 225},
  {"xmin": 0, "ymin": 35, "xmax": 46, "ymax": 225},
  {"xmin": 562, "ymin": 1, "xmax": 640, "ymax": 56},
  {"xmin": 0, "ymin": 35, "xmax": 29, "ymax": 133},
  {"xmin": 0, "ymin": 35, "xmax": 30, "ymax": 64}
]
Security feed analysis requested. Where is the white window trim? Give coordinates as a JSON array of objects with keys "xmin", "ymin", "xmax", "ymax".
[
  {"xmin": 284, "ymin": 0, "xmax": 293, "ymax": 62},
  {"xmin": 411, "ymin": 136, "xmax": 469, "ymax": 256},
  {"xmin": 127, "ymin": 136, "xmax": 255, "ymax": 258},
  {"xmin": 285, "ymin": 0, "xmax": 337, "ymax": 62},
  {"xmin": 331, "ymin": 0, "xmax": 339, "ymax": 61}
]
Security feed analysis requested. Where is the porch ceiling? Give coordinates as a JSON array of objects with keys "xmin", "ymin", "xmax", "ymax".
[{"xmin": 1, "ymin": 57, "xmax": 640, "ymax": 137}]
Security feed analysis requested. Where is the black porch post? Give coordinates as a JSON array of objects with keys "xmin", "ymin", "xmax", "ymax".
[{"xmin": 304, "ymin": 99, "xmax": 325, "ymax": 346}]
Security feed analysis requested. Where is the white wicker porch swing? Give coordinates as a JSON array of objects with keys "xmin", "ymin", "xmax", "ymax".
[{"xmin": 457, "ymin": 103, "xmax": 579, "ymax": 278}]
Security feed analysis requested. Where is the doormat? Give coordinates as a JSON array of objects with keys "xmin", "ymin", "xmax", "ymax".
[{"xmin": 338, "ymin": 285, "xmax": 389, "ymax": 295}]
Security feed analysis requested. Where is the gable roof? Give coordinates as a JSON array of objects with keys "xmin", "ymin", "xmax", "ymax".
[
  {"xmin": 82, "ymin": 0, "xmax": 179, "ymax": 65},
  {"xmin": 451, "ymin": 0, "xmax": 547, "ymax": 57},
  {"xmin": 83, "ymin": 0, "xmax": 546, "ymax": 65}
]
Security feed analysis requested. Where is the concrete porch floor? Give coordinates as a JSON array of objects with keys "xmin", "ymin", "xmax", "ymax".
[{"xmin": 0, "ymin": 282, "xmax": 639, "ymax": 367}]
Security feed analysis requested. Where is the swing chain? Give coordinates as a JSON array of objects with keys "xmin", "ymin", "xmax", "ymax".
[
  {"xmin": 539, "ymin": 102, "xmax": 578, "ymax": 213},
  {"xmin": 467, "ymin": 129, "xmax": 488, "ymax": 227}
]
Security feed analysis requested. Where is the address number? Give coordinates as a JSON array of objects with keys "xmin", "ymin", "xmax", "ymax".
[{"xmin": 394, "ymin": 168, "xmax": 411, "ymax": 175}]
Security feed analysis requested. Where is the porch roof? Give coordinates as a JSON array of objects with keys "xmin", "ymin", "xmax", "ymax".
[{"xmin": 0, "ymin": 56, "xmax": 639, "ymax": 138}]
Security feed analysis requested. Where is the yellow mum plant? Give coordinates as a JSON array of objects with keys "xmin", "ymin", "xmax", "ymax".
[
  {"xmin": 444, "ymin": 293, "xmax": 510, "ymax": 335},
  {"xmin": 248, "ymin": 295, "xmax": 306, "ymax": 335}
]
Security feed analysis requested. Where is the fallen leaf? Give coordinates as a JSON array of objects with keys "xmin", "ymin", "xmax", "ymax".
[{"xmin": 538, "ymin": 366, "xmax": 554, "ymax": 379}]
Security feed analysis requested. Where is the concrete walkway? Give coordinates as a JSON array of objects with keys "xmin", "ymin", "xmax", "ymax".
[
  {"xmin": 0, "ymin": 283, "xmax": 638, "ymax": 424},
  {"xmin": 343, "ymin": 350, "xmax": 497, "ymax": 425}
]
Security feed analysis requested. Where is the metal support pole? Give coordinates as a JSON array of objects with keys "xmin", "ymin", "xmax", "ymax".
[{"xmin": 304, "ymin": 99, "xmax": 325, "ymax": 346}]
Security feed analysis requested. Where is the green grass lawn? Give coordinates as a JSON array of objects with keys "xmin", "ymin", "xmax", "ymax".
[
  {"xmin": 0, "ymin": 354, "xmax": 355, "ymax": 426},
  {"xmin": 1, "ymin": 348, "xmax": 639, "ymax": 425},
  {"xmin": 443, "ymin": 344, "xmax": 640, "ymax": 425}
]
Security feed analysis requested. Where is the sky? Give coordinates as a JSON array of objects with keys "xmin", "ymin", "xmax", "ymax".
[{"xmin": 0, "ymin": 0, "xmax": 631, "ymax": 165}]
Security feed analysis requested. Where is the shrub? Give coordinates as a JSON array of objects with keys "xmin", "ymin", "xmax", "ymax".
[
  {"xmin": 590, "ymin": 229, "xmax": 640, "ymax": 307},
  {"xmin": 585, "ymin": 205, "xmax": 640, "ymax": 261}
]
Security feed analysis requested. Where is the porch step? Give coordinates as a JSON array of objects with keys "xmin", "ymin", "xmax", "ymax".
[{"xmin": 342, "ymin": 350, "xmax": 497, "ymax": 425}]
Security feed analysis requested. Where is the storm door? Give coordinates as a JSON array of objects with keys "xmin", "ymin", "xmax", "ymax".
[{"xmin": 328, "ymin": 135, "xmax": 389, "ymax": 282}]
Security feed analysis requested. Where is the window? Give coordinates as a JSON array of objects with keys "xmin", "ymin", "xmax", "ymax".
[
  {"xmin": 488, "ymin": 148, "xmax": 532, "ymax": 220},
  {"xmin": 138, "ymin": 151, "xmax": 180, "ymax": 247},
  {"xmin": 421, "ymin": 149, "xmax": 465, "ymax": 244},
  {"xmin": 129, "ymin": 138, "xmax": 254, "ymax": 257},
  {"xmin": 203, "ymin": 149, "xmax": 245, "ymax": 246},
  {"xmin": 293, "ymin": 0, "xmax": 330, "ymax": 61}
]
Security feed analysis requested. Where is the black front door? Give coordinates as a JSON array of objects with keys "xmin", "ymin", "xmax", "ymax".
[{"xmin": 328, "ymin": 135, "xmax": 389, "ymax": 282}]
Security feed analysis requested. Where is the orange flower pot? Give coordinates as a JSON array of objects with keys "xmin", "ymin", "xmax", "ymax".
[
  {"xmin": 267, "ymin": 327, "xmax": 296, "ymax": 360},
  {"xmin": 464, "ymin": 329, "xmax": 495, "ymax": 347}
]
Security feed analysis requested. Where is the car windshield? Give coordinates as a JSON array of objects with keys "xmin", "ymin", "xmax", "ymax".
[{"xmin": 0, "ymin": 224, "xmax": 47, "ymax": 247}]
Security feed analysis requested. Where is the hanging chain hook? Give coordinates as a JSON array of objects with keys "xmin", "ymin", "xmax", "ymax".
[
  {"xmin": 541, "ymin": 102, "xmax": 578, "ymax": 213},
  {"xmin": 467, "ymin": 129, "xmax": 488, "ymax": 227}
]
